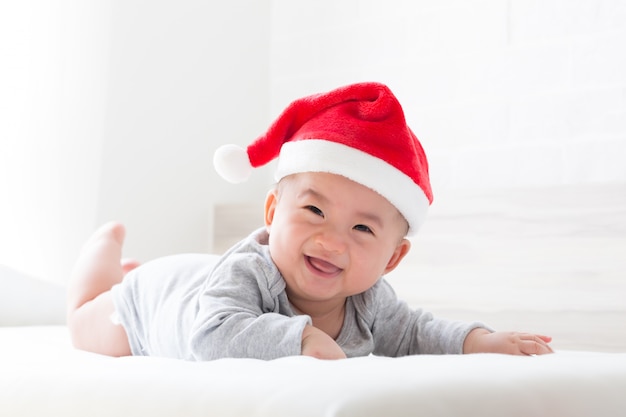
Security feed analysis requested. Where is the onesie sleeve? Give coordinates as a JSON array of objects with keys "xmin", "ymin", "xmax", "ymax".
[
  {"xmin": 188, "ymin": 250, "xmax": 310, "ymax": 361},
  {"xmin": 366, "ymin": 279, "xmax": 490, "ymax": 356}
]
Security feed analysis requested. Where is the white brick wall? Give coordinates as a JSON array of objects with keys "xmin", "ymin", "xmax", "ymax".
[{"xmin": 269, "ymin": 0, "xmax": 626, "ymax": 190}]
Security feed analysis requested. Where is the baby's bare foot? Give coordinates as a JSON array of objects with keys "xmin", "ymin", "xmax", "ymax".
[
  {"xmin": 121, "ymin": 258, "xmax": 141, "ymax": 275},
  {"xmin": 67, "ymin": 221, "xmax": 128, "ymax": 312},
  {"xmin": 89, "ymin": 221, "xmax": 126, "ymax": 245}
]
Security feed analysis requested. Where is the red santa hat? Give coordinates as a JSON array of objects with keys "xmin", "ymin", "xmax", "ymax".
[{"xmin": 213, "ymin": 82, "xmax": 433, "ymax": 235}]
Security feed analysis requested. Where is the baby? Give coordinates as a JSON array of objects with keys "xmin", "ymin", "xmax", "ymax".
[{"xmin": 67, "ymin": 82, "xmax": 553, "ymax": 359}]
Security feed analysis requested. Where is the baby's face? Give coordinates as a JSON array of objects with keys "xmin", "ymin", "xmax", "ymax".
[{"xmin": 264, "ymin": 172, "xmax": 410, "ymax": 310}]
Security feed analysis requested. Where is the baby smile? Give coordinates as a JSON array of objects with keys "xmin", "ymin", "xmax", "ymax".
[{"xmin": 305, "ymin": 255, "xmax": 343, "ymax": 277}]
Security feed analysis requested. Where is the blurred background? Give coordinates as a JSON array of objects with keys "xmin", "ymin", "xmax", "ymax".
[{"xmin": 1, "ymin": 0, "xmax": 625, "ymax": 286}]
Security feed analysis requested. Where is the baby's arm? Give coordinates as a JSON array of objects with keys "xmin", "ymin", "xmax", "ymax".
[
  {"xmin": 463, "ymin": 328, "xmax": 553, "ymax": 355},
  {"xmin": 301, "ymin": 325, "xmax": 346, "ymax": 359}
]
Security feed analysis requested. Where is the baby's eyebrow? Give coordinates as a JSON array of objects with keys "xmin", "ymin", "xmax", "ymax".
[
  {"xmin": 298, "ymin": 188, "xmax": 329, "ymax": 204},
  {"xmin": 354, "ymin": 210, "xmax": 383, "ymax": 229}
]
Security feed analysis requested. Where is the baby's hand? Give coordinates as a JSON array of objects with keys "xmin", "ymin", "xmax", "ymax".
[
  {"xmin": 301, "ymin": 325, "xmax": 346, "ymax": 360},
  {"xmin": 463, "ymin": 329, "xmax": 554, "ymax": 355}
]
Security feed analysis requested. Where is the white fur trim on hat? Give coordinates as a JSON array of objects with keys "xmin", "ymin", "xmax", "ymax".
[{"xmin": 275, "ymin": 140, "xmax": 429, "ymax": 235}]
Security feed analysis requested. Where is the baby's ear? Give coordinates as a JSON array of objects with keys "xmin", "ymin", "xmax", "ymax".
[
  {"xmin": 383, "ymin": 239, "xmax": 411, "ymax": 274},
  {"xmin": 264, "ymin": 189, "xmax": 279, "ymax": 230}
]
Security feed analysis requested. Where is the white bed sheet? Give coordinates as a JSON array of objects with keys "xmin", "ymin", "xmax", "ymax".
[
  {"xmin": 1, "ymin": 326, "xmax": 625, "ymax": 417},
  {"xmin": 2, "ymin": 183, "xmax": 625, "ymax": 416}
]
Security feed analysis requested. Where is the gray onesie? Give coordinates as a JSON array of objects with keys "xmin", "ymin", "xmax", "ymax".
[{"xmin": 111, "ymin": 228, "xmax": 486, "ymax": 360}]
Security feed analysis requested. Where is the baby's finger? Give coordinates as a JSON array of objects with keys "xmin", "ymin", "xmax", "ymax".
[{"xmin": 520, "ymin": 336, "xmax": 554, "ymax": 355}]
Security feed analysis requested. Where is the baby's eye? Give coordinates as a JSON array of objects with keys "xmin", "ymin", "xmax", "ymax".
[
  {"xmin": 306, "ymin": 205, "xmax": 324, "ymax": 217},
  {"xmin": 353, "ymin": 224, "xmax": 373, "ymax": 234}
]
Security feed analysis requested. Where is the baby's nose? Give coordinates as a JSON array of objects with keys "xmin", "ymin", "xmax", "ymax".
[{"xmin": 315, "ymin": 228, "xmax": 347, "ymax": 254}]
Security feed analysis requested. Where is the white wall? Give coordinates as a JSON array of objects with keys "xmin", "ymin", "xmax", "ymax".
[
  {"xmin": 269, "ymin": 0, "xmax": 626, "ymax": 191},
  {"xmin": 0, "ymin": 0, "xmax": 271, "ymax": 284},
  {"xmin": 95, "ymin": 0, "xmax": 271, "ymax": 266},
  {"xmin": 2, "ymin": 0, "xmax": 624, "ymax": 284},
  {"xmin": 0, "ymin": 1, "xmax": 111, "ymax": 284}
]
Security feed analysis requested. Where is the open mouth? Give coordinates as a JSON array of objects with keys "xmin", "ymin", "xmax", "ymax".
[{"xmin": 305, "ymin": 256, "xmax": 343, "ymax": 277}]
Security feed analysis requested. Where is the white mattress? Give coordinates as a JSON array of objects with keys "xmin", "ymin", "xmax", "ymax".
[
  {"xmin": 2, "ymin": 183, "xmax": 625, "ymax": 416},
  {"xmin": 1, "ymin": 326, "xmax": 625, "ymax": 417}
]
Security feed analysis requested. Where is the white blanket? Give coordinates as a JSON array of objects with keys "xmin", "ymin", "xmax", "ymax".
[
  {"xmin": 1, "ymin": 326, "xmax": 625, "ymax": 417},
  {"xmin": 2, "ymin": 183, "xmax": 625, "ymax": 416}
]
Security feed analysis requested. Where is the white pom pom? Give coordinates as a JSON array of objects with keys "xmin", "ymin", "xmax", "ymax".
[{"xmin": 213, "ymin": 144, "xmax": 253, "ymax": 183}]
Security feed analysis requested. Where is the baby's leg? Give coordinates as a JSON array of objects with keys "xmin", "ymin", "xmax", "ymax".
[{"xmin": 67, "ymin": 222, "xmax": 132, "ymax": 357}]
